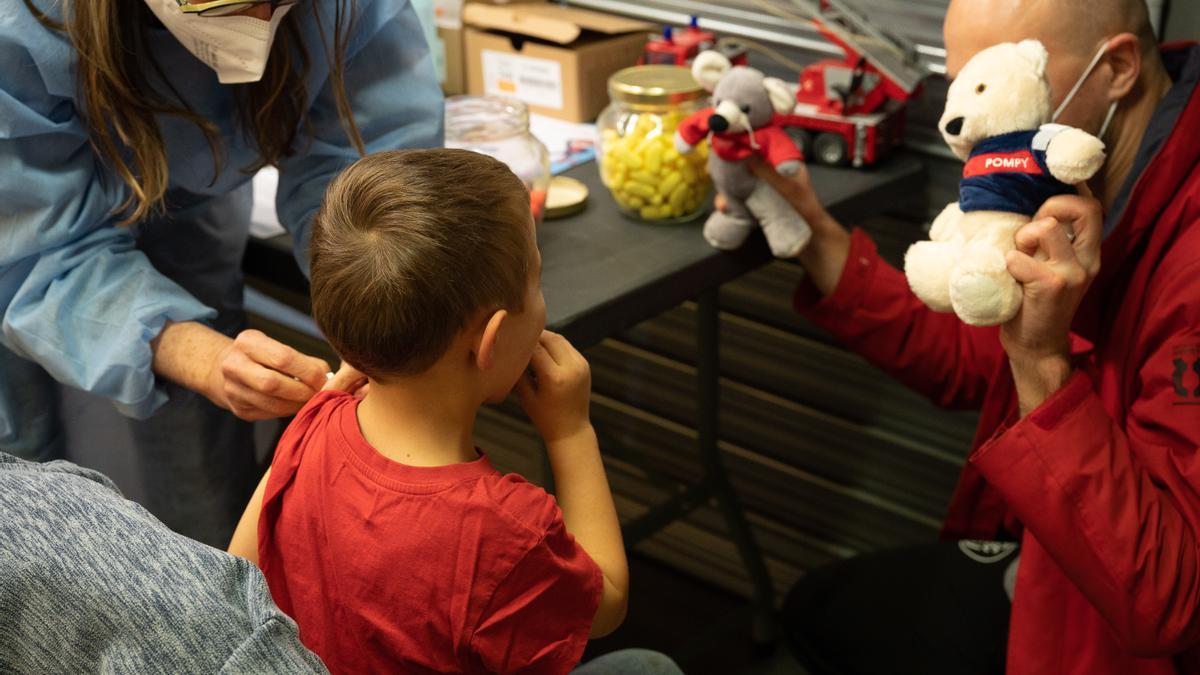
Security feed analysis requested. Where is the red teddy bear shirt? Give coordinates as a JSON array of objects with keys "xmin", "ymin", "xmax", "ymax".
[
  {"xmin": 676, "ymin": 107, "xmax": 803, "ymax": 167},
  {"xmin": 258, "ymin": 391, "xmax": 603, "ymax": 675}
]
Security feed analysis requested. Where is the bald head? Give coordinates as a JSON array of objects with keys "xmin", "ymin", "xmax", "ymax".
[
  {"xmin": 943, "ymin": 0, "xmax": 1166, "ymax": 147},
  {"xmin": 945, "ymin": 0, "xmax": 1156, "ymax": 78}
]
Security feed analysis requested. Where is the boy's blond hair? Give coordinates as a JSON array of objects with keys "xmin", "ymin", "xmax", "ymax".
[{"xmin": 310, "ymin": 149, "xmax": 533, "ymax": 378}]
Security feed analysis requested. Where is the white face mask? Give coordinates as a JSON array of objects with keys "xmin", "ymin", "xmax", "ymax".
[
  {"xmin": 143, "ymin": 0, "xmax": 292, "ymax": 84},
  {"xmin": 1052, "ymin": 40, "xmax": 1119, "ymax": 140}
]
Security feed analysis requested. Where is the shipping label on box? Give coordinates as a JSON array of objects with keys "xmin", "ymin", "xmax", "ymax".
[{"xmin": 481, "ymin": 49, "xmax": 565, "ymax": 110}]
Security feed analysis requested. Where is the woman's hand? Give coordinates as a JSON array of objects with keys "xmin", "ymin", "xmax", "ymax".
[
  {"xmin": 208, "ymin": 329, "xmax": 331, "ymax": 420},
  {"xmin": 324, "ymin": 361, "xmax": 370, "ymax": 399},
  {"xmin": 1001, "ymin": 192, "xmax": 1103, "ymax": 415}
]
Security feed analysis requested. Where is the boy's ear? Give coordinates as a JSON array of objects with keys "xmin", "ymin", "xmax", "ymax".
[{"xmin": 475, "ymin": 309, "xmax": 508, "ymax": 371}]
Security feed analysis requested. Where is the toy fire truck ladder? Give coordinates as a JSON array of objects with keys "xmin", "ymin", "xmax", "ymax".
[{"xmin": 788, "ymin": 0, "xmax": 926, "ymax": 98}]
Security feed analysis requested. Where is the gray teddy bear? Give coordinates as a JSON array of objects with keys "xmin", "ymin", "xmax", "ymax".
[{"xmin": 674, "ymin": 51, "xmax": 812, "ymax": 258}]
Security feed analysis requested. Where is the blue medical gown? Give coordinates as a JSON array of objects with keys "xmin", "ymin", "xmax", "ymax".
[{"xmin": 0, "ymin": 0, "xmax": 444, "ymax": 424}]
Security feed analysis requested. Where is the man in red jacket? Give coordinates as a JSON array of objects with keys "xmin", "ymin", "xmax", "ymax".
[{"xmin": 766, "ymin": 0, "xmax": 1200, "ymax": 673}]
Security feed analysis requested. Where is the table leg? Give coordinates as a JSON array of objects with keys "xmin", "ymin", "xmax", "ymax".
[{"xmin": 696, "ymin": 287, "xmax": 777, "ymax": 643}]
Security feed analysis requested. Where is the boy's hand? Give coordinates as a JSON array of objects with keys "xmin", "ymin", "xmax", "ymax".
[{"xmin": 516, "ymin": 331, "xmax": 593, "ymax": 444}]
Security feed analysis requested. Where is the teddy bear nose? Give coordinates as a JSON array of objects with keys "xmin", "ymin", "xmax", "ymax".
[
  {"xmin": 945, "ymin": 117, "xmax": 965, "ymax": 136},
  {"xmin": 708, "ymin": 114, "xmax": 730, "ymax": 133}
]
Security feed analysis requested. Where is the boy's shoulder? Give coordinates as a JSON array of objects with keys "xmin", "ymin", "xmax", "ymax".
[
  {"xmin": 291, "ymin": 390, "xmax": 355, "ymax": 436},
  {"xmin": 271, "ymin": 390, "xmax": 354, "ymax": 468},
  {"xmin": 471, "ymin": 470, "xmax": 565, "ymax": 541}
]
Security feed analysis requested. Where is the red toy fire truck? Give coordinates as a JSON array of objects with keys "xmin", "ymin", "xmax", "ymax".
[
  {"xmin": 642, "ymin": 16, "xmax": 748, "ymax": 68},
  {"xmin": 779, "ymin": 0, "xmax": 927, "ymax": 167}
]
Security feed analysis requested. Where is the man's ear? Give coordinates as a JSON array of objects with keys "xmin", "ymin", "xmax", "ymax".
[
  {"xmin": 1103, "ymin": 33, "xmax": 1142, "ymax": 100},
  {"xmin": 475, "ymin": 309, "xmax": 507, "ymax": 371}
]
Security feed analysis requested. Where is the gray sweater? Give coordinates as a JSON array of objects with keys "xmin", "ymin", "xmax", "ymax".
[{"xmin": 0, "ymin": 452, "xmax": 326, "ymax": 674}]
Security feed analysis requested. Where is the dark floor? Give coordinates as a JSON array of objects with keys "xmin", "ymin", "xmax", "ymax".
[{"xmin": 582, "ymin": 553, "xmax": 808, "ymax": 675}]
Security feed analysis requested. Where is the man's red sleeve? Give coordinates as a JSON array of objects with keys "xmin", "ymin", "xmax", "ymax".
[
  {"xmin": 971, "ymin": 262, "xmax": 1200, "ymax": 656},
  {"xmin": 795, "ymin": 229, "xmax": 1007, "ymax": 410}
]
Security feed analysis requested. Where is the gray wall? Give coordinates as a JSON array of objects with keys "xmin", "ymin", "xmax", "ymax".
[{"xmin": 1165, "ymin": 0, "xmax": 1200, "ymax": 42}]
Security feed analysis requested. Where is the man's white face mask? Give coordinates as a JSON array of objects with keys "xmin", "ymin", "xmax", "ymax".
[
  {"xmin": 1052, "ymin": 39, "xmax": 1120, "ymax": 140},
  {"xmin": 143, "ymin": 0, "xmax": 292, "ymax": 84}
]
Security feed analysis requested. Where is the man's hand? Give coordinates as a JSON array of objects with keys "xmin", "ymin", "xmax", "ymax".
[
  {"xmin": 744, "ymin": 158, "xmax": 851, "ymax": 296},
  {"xmin": 515, "ymin": 331, "xmax": 593, "ymax": 445},
  {"xmin": 209, "ymin": 329, "xmax": 331, "ymax": 421},
  {"xmin": 1002, "ymin": 193, "xmax": 1103, "ymax": 416}
]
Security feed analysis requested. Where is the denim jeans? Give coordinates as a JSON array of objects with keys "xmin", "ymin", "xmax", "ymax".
[{"xmin": 575, "ymin": 649, "xmax": 684, "ymax": 674}]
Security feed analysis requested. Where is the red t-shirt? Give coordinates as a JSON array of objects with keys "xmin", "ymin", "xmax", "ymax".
[{"xmin": 258, "ymin": 391, "xmax": 603, "ymax": 674}]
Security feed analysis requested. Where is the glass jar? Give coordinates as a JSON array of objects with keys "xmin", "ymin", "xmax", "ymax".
[
  {"xmin": 444, "ymin": 96, "xmax": 551, "ymax": 224},
  {"xmin": 597, "ymin": 65, "xmax": 711, "ymax": 223}
]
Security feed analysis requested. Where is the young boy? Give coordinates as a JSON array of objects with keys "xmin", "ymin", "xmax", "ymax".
[{"xmin": 228, "ymin": 149, "xmax": 628, "ymax": 674}]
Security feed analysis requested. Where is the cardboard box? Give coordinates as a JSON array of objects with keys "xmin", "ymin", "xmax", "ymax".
[
  {"xmin": 438, "ymin": 25, "xmax": 466, "ymax": 95},
  {"xmin": 463, "ymin": 3, "xmax": 651, "ymax": 122},
  {"xmin": 439, "ymin": 0, "xmax": 544, "ymax": 96},
  {"xmin": 435, "ymin": 0, "xmax": 464, "ymax": 95}
]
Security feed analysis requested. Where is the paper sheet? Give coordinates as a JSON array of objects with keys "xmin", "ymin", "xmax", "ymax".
[
  {"xmin": 529, "ymin": 113, "xmax": 597, "ymax": 175},
  {"xmin": 248, "ymin": 115, "xmax": 599, "ymax": 240}
]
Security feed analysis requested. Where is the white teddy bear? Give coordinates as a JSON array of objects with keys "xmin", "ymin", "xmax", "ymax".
[{"xmin": 904, "ymin": 39, "xmax": 1107, "ymax": 326}]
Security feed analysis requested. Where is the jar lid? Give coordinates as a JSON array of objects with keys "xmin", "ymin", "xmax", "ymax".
[
  {"xmin": 545, "ymin": 176, "xmax": 588, "ymax": 220},
  {"xmin": 608, "ymin": 66, "xmax": 706, "ymax": 106}
]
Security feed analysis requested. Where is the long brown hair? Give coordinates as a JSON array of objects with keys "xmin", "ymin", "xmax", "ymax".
[{"xmin": 22, "ymin": 0, "xmax": 365, "ymax": 224}]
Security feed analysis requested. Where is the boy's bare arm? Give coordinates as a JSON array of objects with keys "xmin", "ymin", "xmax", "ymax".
[
  {"xmin": 226, "ymin": 367, "xmax": 364, "ymax": 565},
  {"xmin": 516, "ymin": 332, "xmax": 629, "ymax": 638},
  {"xmin": 545, "ymin": 425, "xmax": 628, "ymax": 637},
  {"xmin": 227, "ymin": 468, "xmax": 271, "ymax": 566}
]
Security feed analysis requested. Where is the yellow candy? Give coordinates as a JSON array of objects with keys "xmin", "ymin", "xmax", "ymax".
[
  {"xmin": 619, "ymin": 150, "xmax": 642, "ymax": 170},
  {"xmin": 625, "ymin": 182, "xmax": 655, "ymax": 199},
  {"xmin": 659, "ymin": 171, "xmax": 682, "ymax": 196},
  {"xmin": 600, "ymin": 114, "xmax": 714, "ymax": 220},
  {"xmin": 644, "ymin": 143, "xmax": 663, "ymax": 174},
  {"xmin": 668, "ymin": 182, "xmax": 688, "ymax": 212}
]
